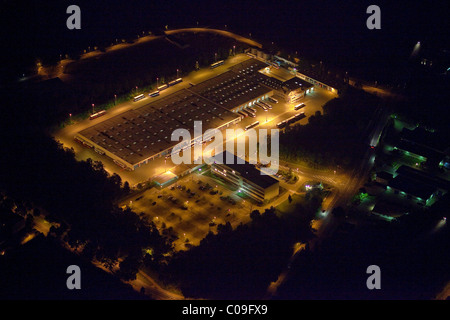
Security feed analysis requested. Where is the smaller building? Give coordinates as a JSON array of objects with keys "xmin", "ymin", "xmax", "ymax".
[
  {"xmin": 281, "ymin": 77, "xmax": 314, "ymax": 103},
  {"xmin": 386, "ymin": 165, "xmax": 450, "ymax": 206},
  {"xmin": 152, "ymin": 163, "xmax": 205, "ymax": 189},
  {"xmin": 153, "ymin": 171, "xmax": 178, "ymax": 189},
  {"xmin": 372, "ymin": 201, "xmax": 409, "ymax": 218},
  {"xmin": 394, "ymin": 127, "xmax": 448, "ymax": 168},
  {"xmin": 387, "ymin": 175, "xmax": 437, "ymax": 206},
  {"xmin": 211, "ymin": 151, "xmax": 279, "ymax": 203}
]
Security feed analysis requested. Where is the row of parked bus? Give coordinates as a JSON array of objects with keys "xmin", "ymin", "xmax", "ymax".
[
  {"xmin": 277, "ymin": 112, "xmax": 306, "ymax": 128},
  {"xmin": 133, "ymin": 78, "xmax": 183, "ymax": 102},
  {"xmin": 237, "ymin": 98, "xmax": 276, "ymax": 119}
]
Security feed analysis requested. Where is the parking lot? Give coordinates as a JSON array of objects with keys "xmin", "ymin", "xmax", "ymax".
[{"xmin": 121, "ymin": 171, "xmax": 257, "ymax": 251}]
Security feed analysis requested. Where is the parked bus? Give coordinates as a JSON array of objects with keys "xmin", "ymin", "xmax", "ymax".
[
  {"xmin": 240, "ymin": 109, "xmax": 251, "ymax": 117},
  {"xmin": 294, "ymin": 112, "xmax": 306, "ymax": 120},
  {"xmin": 268, "ymin": 97, "xmax": 278, "ymax": 103},
  {"xmin": 210, "ymin": 60, "xmax": 224, "ymax": 69},
  {"xmin": 238, "ymin": 111, "xmax": 248, "ymax": 118},
  {"xmin": 89, "ymin": 110, "xmax": 106, "ymax": 120},
  {"xmin": 294, "ymin": 103, "xmax": 306, "ymax": 110},
  {"xmin": 149, "ymin": 90, "xmax": 160, "ymax": 97},
  {"xmin": 260, "ymin": 101, "xmax": 272, "ymax": 109},
  {"xmin": 157, "ymin": 84, "xmax": 168, "ymax": 91},
  {"xmin": 247, "ymin": 107, "xmax": 257, "ymax": 114},
  {"xmin": 74, "ymin": 136, "xmax": 84, "ymax": 144},
  {"xmin": 247, "ymin": 111, "xmax": 256, "ymax": 118},
  {"xmin": 94, "ymin": 148, "xmax": 105, "ymax": 155},
  {"xmin": 255, "ymin": 103, "xmax": 267, "ymax": 111},
  {"xmin": 277, "ymin": 121, "xmax": 287, "ymax": 129},
  {"xmin": 245, "ymin": 121, "xmax": 260, "ymax": 131},
  {"xmin": 285, "ymin": 115, "xmax": 297, "ymax": 124},
  {"xmin": 168, "ymin": 78, "xmax": 182, "ymax": 86},
  {"xmin": 113, "ymin": 159, "xmax": 127, "ymax": 169},
  {"xmin": 285, "ymin": 112, "xmax": 305, "ymax": 125},
  {"xmin": 133, "ymin": 94, "xmax": 145, "ymax": 102}
]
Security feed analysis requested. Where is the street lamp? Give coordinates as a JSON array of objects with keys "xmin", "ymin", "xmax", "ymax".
[
  {"xmin": 92, "ymin": 103, "xmax": 95, "ymax": 114},
  {"xmin": 114, "ymin": 94, "xmax": 117, "ymax": 105}
]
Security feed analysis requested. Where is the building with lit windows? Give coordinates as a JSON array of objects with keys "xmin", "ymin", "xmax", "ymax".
[
  {"xmin": 280, "ymin": 77, "xmax": 314, "ymax": 103},
  {"xmin": 211, "ymin": 151, "xmax": 280, "ymax": 203}
]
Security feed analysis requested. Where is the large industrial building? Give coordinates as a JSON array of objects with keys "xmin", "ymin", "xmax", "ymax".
[
  {"xmin": 75, "ymin": 88, "xmax": 241, "ymax": 170},
  {"xmin": 74, "ymin": 55, "xmax": 318, "ymax": 171},
  {"xmin": 74, "ymin": 58, "xmax": 284, "ymax": 171}
]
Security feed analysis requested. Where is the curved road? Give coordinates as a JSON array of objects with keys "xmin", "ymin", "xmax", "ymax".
[
  {"xmin": 40, "ymin": 27, "xmax": 261, "ymax": 80},
  {"xmin": 166, "ymin": 28, "xmax": 262, "ymax": 48}
]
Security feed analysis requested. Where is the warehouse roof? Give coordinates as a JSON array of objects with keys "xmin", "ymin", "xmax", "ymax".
[
  {"xmin": 188, "ymin": 70, "xmax": 272, "ymax": 110},
  {"xmin": 78, "ymin": 89, "xmax": 239, "ymax": 165}
]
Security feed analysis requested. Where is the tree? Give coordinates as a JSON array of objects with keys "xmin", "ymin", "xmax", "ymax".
[
  {"xmin": 332, "ymin": 206, "xmax": 346, "ymax": 219},
  {"xmin": 117, "ymin": 255, "xmax": 141, "ymax": 281},
  {"xmin": 217, "ymin": 221, "xmax": 232, "ymax": 234},
  {"xmin": 122, "ymin": 181, "xmax": 130, "ymax": 195},
  {"xmin": 250, "ymin": 210, "xmax": 261, "ymax": 220}
]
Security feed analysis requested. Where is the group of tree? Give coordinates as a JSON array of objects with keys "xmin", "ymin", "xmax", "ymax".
[
  {"xmin": 161, "ymin": 192, "xmax": 322, "ymax": 299},
  {"xmin": 275, "ymin": 194, "xmax": 450, "ymax": 299},
  {"xmin": 0, "ymin": 92, "xmax": 174, "ymax": 282}
]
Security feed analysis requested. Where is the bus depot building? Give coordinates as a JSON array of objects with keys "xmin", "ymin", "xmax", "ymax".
[{"xmin": 74, "ymin": 59, "xmax": 281, "ymax": 172}]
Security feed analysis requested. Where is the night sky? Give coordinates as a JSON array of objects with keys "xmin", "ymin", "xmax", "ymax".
[{"xmin": 4, "ymin": 0, "xmax": 449, "ymax": 81}]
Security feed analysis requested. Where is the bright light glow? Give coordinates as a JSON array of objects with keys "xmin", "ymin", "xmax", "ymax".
[
  {"xmin": 432, "ymin": 219, "xmax": 446, "ymax": 234},
  {"xmin": 410, "ymin": 41, "xmax": 421, "ymax": 58}
]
